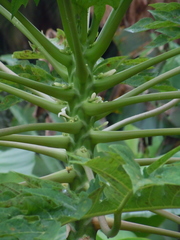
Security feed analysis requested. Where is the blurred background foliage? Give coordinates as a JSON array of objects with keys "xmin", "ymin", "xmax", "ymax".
[{"xmin": 0, "ymin": 1, "xmax": 180, "ymax": 239}]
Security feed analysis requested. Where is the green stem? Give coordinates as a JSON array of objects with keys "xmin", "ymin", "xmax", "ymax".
[
  {"xmin": 0, "ymin": 141, "xmax": 67, "ymax": 162},
  {"xmin": 94, "ymin": 217, "xmax": 180, "ymax": 238},
  {"xmin": 0, "ymin": 82, "xmax": 61, "ymax": 114},
  {"xmin": 104, "ymin": 192, "xmax": 132, "ymax": 238},
  {"xmin": 57, "ymin": 0, "xmax": 88, "ymax": 83},
  {"xmin": 40, "ymin": 169, "xmax": 77, "ymax": 183},
  {"xmin": 94, "ymin": 46, "xmax": 180, "ymax": 93},
  {"xmin": 120, "ymin": 220, "xmax": 180, "ymax": 238},
  {"xmin": 104, "ymin": 99, "xmax": 180, "ymax": 131},
  {"xmin": 135, "ymin": 157, "xmax": 180, "ymax": 166},
  {"xmin": 77, "ymin": 5, "xmax": 88, "ymax": 44},
  {"xmin": 0, "ymin": 61, "xmax": 54, "ymax": 101},
  {"xmin": 86, "ymin": 0, "xmax": 133, "ymax": 63},
  {"xmin": 0, "ymin": 121, "xmax": 82, "ymax": 137},
  {"xmin": 0, "ymin": 72, "xmax": 74, "ymax": 101},
  {"xmin": 0, "ymin": 135, "xmax": 70, "ymax": 149},
  {"xmin": 152, "ymin": 210, "xmax": 180, "ymax": 225},
  {"xmin": 87, "ymin": 14, "xmax": 102, "ymax": 44},
  {"xmin": 0, "ymin": 1, "xmax": 71, "ymax": 69},
  {"xmin": 120, "ymin": 66, "xmax": 180, "ymax": 99},
  {"xmin": 90, "ymin": 128, "xmax": 180, "ymax": 144},
  {"xmin": 83, "ymin": 91, "xmax": 180, "ymax": 116}
]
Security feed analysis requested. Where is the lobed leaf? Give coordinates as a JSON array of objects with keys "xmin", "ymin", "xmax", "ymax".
[
  {"xmin": 71, "ymin": 144, "xmax": 180, "ymax": 216},
  {"xmin": 0, "ymin": 172, "xmax": 92, "ymax": 236}
]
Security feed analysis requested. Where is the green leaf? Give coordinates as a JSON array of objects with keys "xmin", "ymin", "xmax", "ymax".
[
  {"xmin": 0, "ymin": 54, "xmax": 18, "ymax": 66},
  {"xmin": 0, "ymin": 218, "xmax": 66, "ymax": 240},
  {"xmin": 94, "ymin": 56, "xmax": 151, "ymax": 77},
  {"xmin": 125, "ymin": 162, "xmax": 180, "ymax": 211},
  {"xmin": 126, "ymin": 18, "xmax": 154, "ymax": 33},
  {"xmin": 149, "ymin": 2, "xmax": 180, "ymax": 11},
  {"xmin": 73, "ymin": 144, "xmax": 180, "ymax": 215},
  {"xmin": 149, "ymin": 9, "xmax": 180, "ymax": 24},
  {"xmin": 146, "ymin": 34, "xmax": 171, "ymax": 48},
  {"xmin": 33, "ymin": 154, "xmax": 64, "ymax": 177},
  {"xmin": 13, "ymin": 50, "xmax": 44, "ymax": 60},
  {"xmin": 9, "ymin": 60, "xmax": 54, "ymax": 85},
  {"xmin": 72, "ymin": 144, "xmax": 142, "ymax": 216},
  {"xmin": 145, "ymin": 20, "xmax": 178, "ymax": 30},
  {"xmin": 10, "ymin": 0, "xmax": 40, "ymax": 17},
  {"xmin": 145, "ymin": 146, "xmax": 180, "ymax": 176},
  {"xmin": 72, "ymin": 0, "xmax": 120, "ymax": 21},
  {"xmin": 0, "ymin": 95, "xmax": 21, "ymax": 111},
  {"xmin": 121, "ymin": 238, "xmax": 149, "ymax": 240},
  {"xmin": 10, "ymin": 104, "xmax": 36, "ymax": 128},
  {"xmin": 11, "ymin": 0, "xmax": 28, "ymax": 17},
  {"xmin": 156, "ymin": 27, "xmax": 180, "ymax": 38},
  {"xmin": 96, "ymin": 230, "xmax": 145, "ymax": 240},
  {"xmin": 0, "ymin": 172, "xmax": 92, "ymax": 229},
  {"xmin": 0, "ymin": 148, "xmax": 35, "ymax": 175}
]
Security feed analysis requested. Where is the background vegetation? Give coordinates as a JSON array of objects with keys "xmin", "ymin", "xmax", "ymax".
[{"xmin": 1, "ymin": 0, "xmax": 180, "ymax": 239}]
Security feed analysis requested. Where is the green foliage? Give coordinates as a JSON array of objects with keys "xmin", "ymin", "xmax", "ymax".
[
  {"xmin": 1, "ymin": 0, "xmax": 180, "ymax": 239},
  {"xmin": 10, "ymin": 0, "xmax": 40, "ymax": 17},
  {"xmin": 0, "ymin": 172, "xmax": 91, "ymax": 239},
  {"xmin": 126, "ymin": 2, "xmax": 180, "ymax": 47}
]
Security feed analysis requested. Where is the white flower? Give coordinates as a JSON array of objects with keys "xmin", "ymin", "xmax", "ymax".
[{"xmin": 58, "ymin": 107, "xmax": 70, "ymax": 119}]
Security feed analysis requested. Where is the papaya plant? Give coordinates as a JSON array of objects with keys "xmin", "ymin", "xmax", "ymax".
[{"xmin": 1, "ymin": 0, "xmax": 180, "ymax": 239}]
